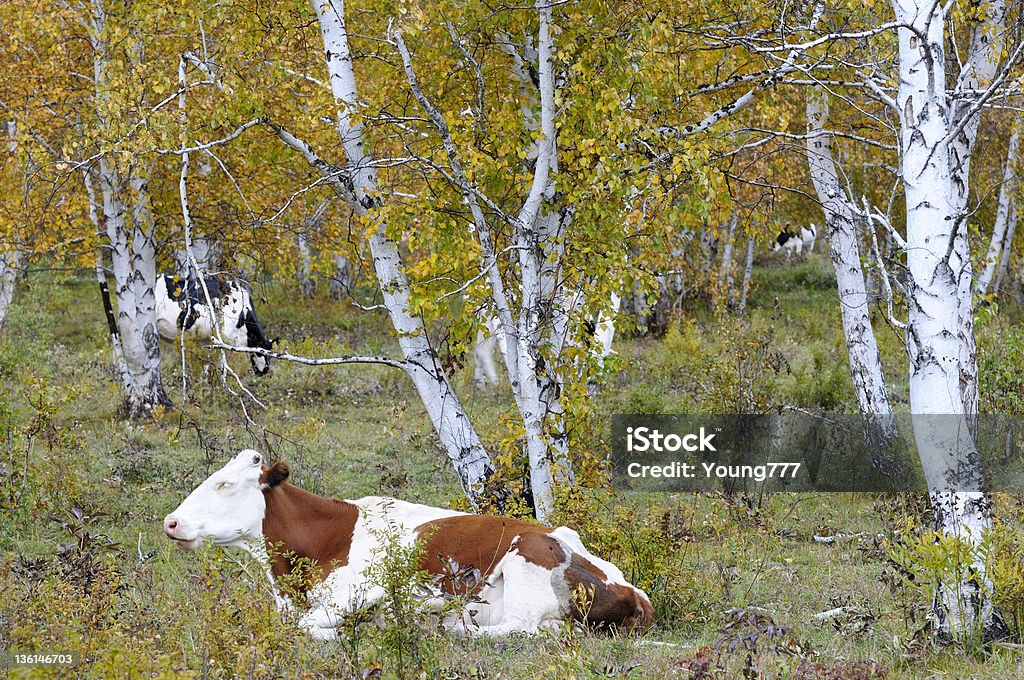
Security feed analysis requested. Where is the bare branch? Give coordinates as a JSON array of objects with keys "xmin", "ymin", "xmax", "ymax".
[
  {"xmin": 208, "ymin": 341, "xmax": 408, "ymax": 370},
  {"xmin": 265, "ymin": 121, "xmax": 358, "ymax": 206},
  {"xmin": 154, "ymin": 117, "xmax": 265, "ymax": 155},
  {"xmin": 864, "ymin": 196, "xmax": 907, "ymax": 331}
]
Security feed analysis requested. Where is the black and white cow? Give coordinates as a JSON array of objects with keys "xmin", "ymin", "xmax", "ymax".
[
  {"xmin": 772, "ymin": 224, "xmax": 817, "ymax": 259},
  {"xmin": 155, "ymin": 275, "xmax": 275, "ymax": 375}
]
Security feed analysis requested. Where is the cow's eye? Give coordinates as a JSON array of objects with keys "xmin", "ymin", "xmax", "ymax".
[{"xmin": 215, "ymin": 481, "xmax": 234, "ymax": 490}]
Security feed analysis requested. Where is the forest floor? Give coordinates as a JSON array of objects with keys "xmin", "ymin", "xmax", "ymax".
[{"xmin": 2, "ymin": 255, "xmax": 1024, "ymax": 679}]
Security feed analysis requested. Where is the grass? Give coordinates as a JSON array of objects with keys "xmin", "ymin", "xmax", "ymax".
[{"xmin": 1, "ymin": 257, "xmax": 1023, "ymax": 678}]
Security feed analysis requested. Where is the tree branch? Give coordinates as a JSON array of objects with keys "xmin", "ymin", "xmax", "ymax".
[{"xmin": 208, "ymin": 341, "xmax": 408, "ymax": 370}]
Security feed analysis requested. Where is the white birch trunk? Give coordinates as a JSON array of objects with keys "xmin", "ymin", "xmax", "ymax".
[
  {"xmin": 893, "ymin": 0, "xmax": 993, "ymax": 638},
  {"xmin": 806, "ymin": 88, "xmax": 896, "ymax": 442},
  {"xmin": 297, "ymin": 230, "xmax": 316, "ymax": 296},
  {"xmin": 310, "ymin": 0, "xmax": 493, "ymax": 501},
  {"xmin": 976, "ymin": 121, "xmax": 1020, "ymax": 298},
  {"xmin": 593, "ymin": 292, "xmax": 621, "ymax": 358},
  {"xmin": 994, "ymin": 203, "xmax": 1017, "ymax": 293},
  {"xmin": 99, "ymin": 157, "xmax": 169, "ymax": 417},
  {"xmin": 949, "ymin": 0, "xmax": 1007, "ymax": 418},
  {"xmin": 395, "ymin": 8, "xmax": 569, "ymax": 520},
  {"xmin": 717, "ymin": 215, "xmax": 737, "ymax": 303},
  {"xmin": 90, "ymin": 0, "xmax": 169, "ymax": 419},
  {"xmin": 507, "ymin": 2, "xmax": 563, "ymax": 520},
  {"xmin": 175, "ymin": 237, "xmax": 219, "ymax": 276},
  {"xmin": 83, "ymin": 168, "xmax": 131, "ymax": 392},
  {"xmin": 127, "ymin": 162, "xmax": 168, "ymax": 412},
  {"xmin": 94, "ymin": 255, "xmax": 131, "ymax": 393},
  {"xmin": 472, "ymin": 334, "xmax": 498, "ymax": 387},
  {"xmin": 1, "ymin": 122, "xmax": 20, "ymax": 331},
  {"xmin": 0, "ymin": 248, "xmax": 20, "ymax": 331},
  {"xmin": 329, "ymin": 254, "xmax": 352, "ymax": 299},
  {"xmin": 737, "ymin": 236, "xmax": 755, "ymax": 312}
]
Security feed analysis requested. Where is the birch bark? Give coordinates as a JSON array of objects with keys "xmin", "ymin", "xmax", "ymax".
[
  {"xmin": 893, "ymin": 0, "xmax": 994, "ymax": 638},
  {"xmin": 718, "ymin": 215, "xmax": 737, "ymax": 306},
  {"xmin": 993, "ymin": 205, "xmax": 1017, "ymax": 293},
  {"xmin": 737, "ymin": 236, "xmax": 755, "ymax": 313},
  {"xmin": 805, "ymin": 88, "xmax": 896, "ymax": 442},
  {"xmin": 297, "ymin": 232, "xmax": 316, "ymax": 296},
  {"xmin": 89, "ymin": 0, "xmax": 169, "ymax": 418},
  {"xmin": 948, "ymin": 0, "xmax": 1007, "ymax": 417},
  {"xmin": 1, "ymin": 121, "xmax": 21, "ymax": 331},
  {"xmin": 0, "ymin": 249, "xmax": 20, "ymax": 331},
  {"xmin": 976, "ymin": 120, "xmax": 1020, "ymax": 298},
  {"xmin": 393, "ymin": 4, "xmax": 569, "ymax": 520}
]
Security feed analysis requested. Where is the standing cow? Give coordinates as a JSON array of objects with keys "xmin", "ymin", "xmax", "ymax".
[
  {"xmin": 155, "ymin": 275, "xmax": 275, "ymax": 375},
  {"xmin": 772, "ymin": 224, "xmax": 817, "ymax": 259},
  {"xmin": 164, "ymin": 449, "xmax": 654, "ymax": 638}
]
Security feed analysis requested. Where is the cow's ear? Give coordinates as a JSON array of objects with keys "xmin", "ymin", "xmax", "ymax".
[{"xmin": 259, "ymin": 461, "xmax": 290, "ymax": 490}]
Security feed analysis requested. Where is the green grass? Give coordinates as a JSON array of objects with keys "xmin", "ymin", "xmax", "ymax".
[{"xmin": 2, "ymin": 259, "xmax": 1024, "ymax": 678}]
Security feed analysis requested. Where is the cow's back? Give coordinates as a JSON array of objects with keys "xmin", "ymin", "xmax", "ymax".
[
  {"xmin": 412, "ymin": 514, "xmax": 653, "ymax": 632},
  {"xmin": 415, "ymin": 514, "xmax": 554, "ymax": 591}
]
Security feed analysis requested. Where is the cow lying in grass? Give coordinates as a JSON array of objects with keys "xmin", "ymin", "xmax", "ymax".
[
  {"xmin": 155, "ymin": 275, "xmax": 274, "ymax": 375},
  {"xmin": 163, "ymin": 449, "xmax": 654, "ymax": 638}
]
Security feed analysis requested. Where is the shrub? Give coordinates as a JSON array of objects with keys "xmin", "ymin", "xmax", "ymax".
[{"xmin": 978, "ymin": 323, "xmax": 1024, "ymax": 414}]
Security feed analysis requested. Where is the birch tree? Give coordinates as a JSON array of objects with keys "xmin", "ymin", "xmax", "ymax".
[
  {"xmin": 389, "ymin": 4, "xmax": 569, "ymax": 518},
  {"xmin": 706, "ymin": 0, "xmax": 1018, "ymax": 638},
  {"xmin": 947, "ymin": 0, "xmax": 1009, "ymax": 419},
  {"xmin": 0, "ymin": 250, "xmax": 19, "ymax": 331},
  {"xmin": 87, "ymin": 0, "xmax": 170, "ymax": 418},
  {"xmin": 805, "ymin": 87, "xmax": 896, "ymax": 443},
  {"xmin": 892, "ymin": 0, "xmax": 1002, "ymax": 638},
  {"xmin": 976, "ymin": 118, "xmax": 1020, "ymax": 298},
  {"xmin": 992, "ymin": 205, "xmax": 1017, "ymax": 293},
  {"xmin": 1, "ymin": 122, "xmax": 23, "ymax": 331}
]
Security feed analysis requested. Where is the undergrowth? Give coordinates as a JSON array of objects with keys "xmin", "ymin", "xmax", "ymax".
[{"xmin": 2, "ymin": 268, "xmax": 1024, "ymax": 678}]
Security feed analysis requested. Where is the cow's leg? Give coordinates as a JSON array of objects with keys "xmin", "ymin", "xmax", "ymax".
[
  {"xmin": 461, "ymin": 536, "xmax": 568, "ymax": 636},
  {"xmin": 301, "ymin": 577, "xmax": 387, "ymax": 640},
  {"xmin": 299, "ymin": 606, "xmax": 341, "ymax": 640}
]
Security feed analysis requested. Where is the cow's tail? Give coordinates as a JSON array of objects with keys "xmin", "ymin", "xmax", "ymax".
[{"xmin": 96, "ymin": 265, "xmax": 118, "ymax": 337}]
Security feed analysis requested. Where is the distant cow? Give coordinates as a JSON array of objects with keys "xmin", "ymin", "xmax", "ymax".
[
  {"xmin": 164, "ymin": 449, "xmax": 654, "ymax": 638},
  {"xmin": 772, "ymin": 224, "xmax": 817, "ymax": 258},
  {"xmin": 155, "ymin": 275, "xmax": 274, "ymax": 375}
]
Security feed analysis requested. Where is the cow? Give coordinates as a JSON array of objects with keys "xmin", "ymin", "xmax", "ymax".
[
  {"xmin": 155, "ymin": 275, "xmax": 275, "ymax": 375},
  {"xmin": 163, "ymin": 449, "xmax": 654, "ymax": 638},
  {"xmin": 772, "ymin": 224, "xmax": 817, "ymax": 259}
]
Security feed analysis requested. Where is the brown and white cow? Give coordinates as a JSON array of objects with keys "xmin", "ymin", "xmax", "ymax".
[{"xmin": 163, "ymin": 449, "xmax": 654, "ymax": 638}]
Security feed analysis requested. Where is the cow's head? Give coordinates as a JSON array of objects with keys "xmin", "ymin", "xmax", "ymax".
[
  {"xmin": 241, "ymin": 308, "xmax": 275, "ymax": 376},
  {"xmin": 251, "ymin": 352, "xmax": 270, "ymax": 376},
  {"xmin": 163, "ymin": 449, "xmax": 289, "ymax": 549},
  {"xmin": 249, "ymin": 338, "xmax": 278, "ymax": 376}
]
